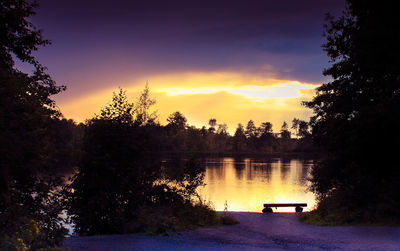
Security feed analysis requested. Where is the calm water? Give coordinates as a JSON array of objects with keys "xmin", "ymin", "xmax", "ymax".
[
  {"xmin": 64, "ymin": 157, "xmax": 315, "ymax": 233},
  {"xmin": 197, "ymin": 157, "xmax": 316, "ymax": 212}
]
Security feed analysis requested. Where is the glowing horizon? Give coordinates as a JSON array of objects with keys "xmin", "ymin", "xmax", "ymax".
[
  {"xmin": 30, "ymin": 0, "xmax": 343, "ymax": 135},
  {"xmin": 56, "ymin": 71, "xmax": 319, "ymax": 134}
]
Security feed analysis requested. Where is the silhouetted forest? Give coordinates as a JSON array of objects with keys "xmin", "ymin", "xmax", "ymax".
[
  {"xmin": 2, "ymin": 0, "xmax": 400, "ymax": 249},
  {"xmin": 0, "ymin": 2, "xmax": 234, "ymax": 248},
  {"xmin": 53, "ymin": 94, "xmax": 316, "ymax": 164},
  {"xmin": 62, "ymin": 88, "xmax": 316, "ymax": 235}
]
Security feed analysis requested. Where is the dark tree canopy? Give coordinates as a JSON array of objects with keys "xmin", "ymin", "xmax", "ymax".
[
  {"xmin": 167, "ymin": 111, "xmax": 187, "ymax": 130},
  {"xmin": 280, "ymin": 121, "xmax": 291, "ymax": 139},
  {"xmin": 245, "ymin": 120, "xmax": 257, "ymax": 138},
  {"xmin": 0, "ymin": 0, "xmax": 67, "ymax": 247},
  {"xmin": 67, "ymin": 88, "xmax": 210, "ymax": 235},
  {"xmin": 260, "ymin": 122, "xmax": 273, "ymax": 135},
  {"xmin": 305, "ymin": 0, "xmax": 400, "ymax": 222},
  {"xmin": 0, "ymin": 0, "xmax": 49, "ymax": 72},
  {"xmin": 98, "ymin": 88, "xmax": 135, "ymax": 124}
]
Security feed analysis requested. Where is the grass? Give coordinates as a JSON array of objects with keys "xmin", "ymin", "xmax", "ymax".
[
  {"xmin": 220, "ymin": 213, "xmax": 239, "ymax": 225},
  {"xmin": 298, "ymin": 211, "xmax": 341, "ymax": 226},
  {"xmin": 299, "ymin": 209, "xmax": 400, "ymax": 226},
  {"xmin": 127, "ymin": 201, "xmax": 239, "ymax": 235}
]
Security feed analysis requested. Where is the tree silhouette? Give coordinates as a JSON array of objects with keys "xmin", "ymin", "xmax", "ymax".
[
  {"xmin": 245, "ymin": 120, "xmax": 257, "ymax": 138},
  {"xmin": 167, "ymin": 111, "xmax": 187, "ymax": 130},
  {"xmin": 305, "ymin": 0, "xmax": 400, "ymax": 221},
  {"xmin": 298, "ymin": 121, "xmax": 310, "ymax": 138},
  {"xmin": 134, "ymin": 83, "xmax": 157, "ymax": 126},
  {"xmin": 217, "ymin": 123, "xmax": 228, "ymax": 135},
  {"xmin": 0, "ymin": 0, "xmax": 67, "ymax": 247},
  {"xmin": 291, "ymin": 118, "xmax": 300, "ymax": 138},
  {"xmin": 280, "ymin": 121, "xmax": 291, "ymax": 139},
  {"xmin": 208, "ymin": 118, "xmax": 217, "ymax": 133},
  {"xmin": 233, "ymin": 124, "xmax": 246, "ymax": 152},
  {"xmin": 68, "ymin": 88, "xmax": 212, "ymax": 235},
  {"xmin": 68, "ymin": 88, "xmax": 158, "ymax": 235},
  {"xmin": 98, "ymin": 88, "xmax": 134, "ymax": 124},
  {"xmin": 0, "ymin": 0, "xmax": 50, "ymax": 73},
  {"xmin": 260, "ymin": 122, "xmax": 273, "ymax": 135}
]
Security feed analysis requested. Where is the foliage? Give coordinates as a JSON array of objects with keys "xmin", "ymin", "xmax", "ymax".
[
  {"xmin": 0, "ymin": 0, "xmax": 67, "ymax": 248},
  {"xmin": 67, "ymin": 88, "xmax": 211, "ymax": 235},
  {"xmin": 280, "ymin": 121, "xmax": 291, "ymax": 139},
  {"xmin": 208, "ymin": 118, "xmax": 217, "ymax": 128},
  {"xmin": 245, "ymin": 120, "xmax": 257, "ymax": 138},
  {"xmin": 220, "ymin": 201, "xmax": 239, "ymax": 225},
  {"xmin": 131, "ymin": 201, "xmax": 221, "ymax": 235},
  {"xmin": 97, "ymin": 88, "xmax": 135, "ymax": 124},
  {"xmin": 160, "ymin": 117, "xmax": 312, "ymax": 154},
  {"xmin": 304, "ymin": 0, "xmax": 400, "ymax": 222},
  {"xmin": 232, "ymin": 123, "xmax": 246, "ymax": 152},
  {"xmin": 167, "ymin": 111, "xmax": 187, "ymax": 130},
  {"xmin": 133, "ymin": 83, "xmax": 157, "ymax": 126},
  {"xmin": 67, "ymin": 102, "xmax": 157, "ymax": 234},
  {"xmin": 0, "ymin": 220, "xmax": 67, "ymax": 251},
  {"xmin": 0, "ymin": 0, "xmax": 50, "ymax": 71},
  {"xmin": 291, "ymin": 118, "xmax": 309, "ymax": 138}
]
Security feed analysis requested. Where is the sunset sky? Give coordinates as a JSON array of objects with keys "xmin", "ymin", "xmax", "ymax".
[{"xmin": 25, "ymin": 0, "xmax": 345, "ymax": 134}]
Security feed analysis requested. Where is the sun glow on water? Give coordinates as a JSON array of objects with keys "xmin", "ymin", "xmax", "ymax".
[{"xmin": 197, "ymin": 158, "xmax": 316, "ymax": 213}]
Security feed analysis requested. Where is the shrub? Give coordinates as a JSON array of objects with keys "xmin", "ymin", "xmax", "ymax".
[{"xmin": 0, "ymin": 220, "xmax": 66, "ymax": 251}]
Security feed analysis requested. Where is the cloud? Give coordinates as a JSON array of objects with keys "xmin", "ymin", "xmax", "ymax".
[
  {"xmin": 158, "ymin": 83, "xmax": 316, "ymax": 99},
  {"xmin": 58, "ymin": 70, "xmax": 318, "ymax": 134}
]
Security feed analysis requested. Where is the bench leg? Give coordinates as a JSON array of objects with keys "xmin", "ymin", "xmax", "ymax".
[
  {"xmin": 262, "ymin": 207, "xmax": 273, "ymax": 213},
  {"xmin": 295, "ymin": 206, "xmax": 303, "ymax": 212}
]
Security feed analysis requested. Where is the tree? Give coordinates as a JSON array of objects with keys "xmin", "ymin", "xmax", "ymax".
[
  {"xmin": 68, "ymin": 89, "xmax": 159, "ymax": 235},
  {"xmin": 291, "ymin": 118, "xmax": 301, "ymax": 138},
  {"xmin": 291, "ymin": 118, "xmax": 309, "ymax": 139},
  {"xmin": 298, "ymin": 120, "xmax": 310, "ymax": 138},
  {"xmin": 0, "ymin": 0, "xmax": 50, "ymax": 73},
  {"xmin": 0, "ymin": 0, "xmax": 67, "ymax": 247},
  {"xmin": 167, "ymin": 111, "xmax": 187, "ymax": 130},
  {"xmin": 98, "ymin": 88, "xmax": 134, "ymax": 124},
  {"xmin": 245, "ymin": 120, "xmax": 257, "ymax": 138},
  {"xmin": 304, "ymin": 0, "xmax": 400, "ymax": 221},
  {"xmin": 68, "ymin": 89, "xmax": 211, "ymax": 234},
  {"xmin": 208, "ymin": 118, "xmax": 217, "ymax": 133},
  {"xmin": 216, "ymin": 123, "xmax": 228, "ymax": 135},
  {"xmin": 233, "ymin": 124, "xmax": 246, "ymax": 152},
  {"xmin": 280, "ymin": 121, "xmax": 291, "ymax": 139},
  {"xmin": 208, "ymin": 118, "xmax": 217, "ymax": 127},
  {"xmin": 215, "ymin": 123, "xmax": 229, "ymax": 151},
  {"xmin": 260, "ymin": 122, "xmax": 273, "ymax": 136},
  {"xmin": 257, "ymin": 122, "xmax": 276, "ymax": 152},
  {"xmin": 134, "ymin": 83, "xmax": 157, "ymax": 125}
]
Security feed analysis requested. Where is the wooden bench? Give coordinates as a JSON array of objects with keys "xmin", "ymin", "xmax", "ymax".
[{"xmin": 262, "ymin": 203, "xmax": 307, "ymax": 213}]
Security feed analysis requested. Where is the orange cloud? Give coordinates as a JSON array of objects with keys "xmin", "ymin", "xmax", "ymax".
[{"xmin": 57, "ymin": 71, "xmax": 319, "ymax": 134}]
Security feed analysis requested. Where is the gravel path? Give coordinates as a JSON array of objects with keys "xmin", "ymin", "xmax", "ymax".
[{"xmin": 63, "ymin": 212, "xmax": 400, "ymax": 250}]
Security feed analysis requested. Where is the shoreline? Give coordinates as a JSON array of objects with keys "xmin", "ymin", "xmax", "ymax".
[{"xmin": 63, "ymin": 212, "xmax": 400, "ymax": 250}]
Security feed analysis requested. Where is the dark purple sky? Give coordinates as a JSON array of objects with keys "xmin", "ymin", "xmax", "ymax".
[
  {"xmin": 22, "ymin": 0, "xmax": 347, "ymax": 127},
  {"xmin": 30, "ymin": 0, "xmax": 345, "ymax": 98}
]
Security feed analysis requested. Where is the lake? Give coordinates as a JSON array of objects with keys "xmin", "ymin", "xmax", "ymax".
[
  {"xmin": 64, "ymin": 156, "xmax": 316, "ymax": 233},
  {"xmin": 197, "ymin": 157, "xmax": 316, "ymax": 212}
]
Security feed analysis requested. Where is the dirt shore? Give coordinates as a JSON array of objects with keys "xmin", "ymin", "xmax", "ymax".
[{"xmin": 63, "ymin": 212, "xmax": 400, "ymax": 250}]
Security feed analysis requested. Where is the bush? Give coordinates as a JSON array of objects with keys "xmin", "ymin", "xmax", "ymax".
[
  {"xmin": 0, "ymin": 220, "xmax": 66, "ymax": 251},
  {"xmin": 220, "ymin": 213, "xmax": 240, "ymax": 225},
  {"xmin": 126, "ymin": 201, "xmax": 220, "ymax": 235},
  {"xmin": 299, "ymin": 195, "xmax": 400, "ymax": 226}
]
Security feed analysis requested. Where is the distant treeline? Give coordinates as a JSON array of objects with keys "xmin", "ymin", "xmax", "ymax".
[{"xmin": 54, "ymin": 90, "xmax": 317, "ymax": 172}]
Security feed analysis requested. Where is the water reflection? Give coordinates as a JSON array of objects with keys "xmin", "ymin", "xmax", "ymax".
[{"xmin": 198, "ymin": 157, "xmax": 315, "ymax": 212}]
